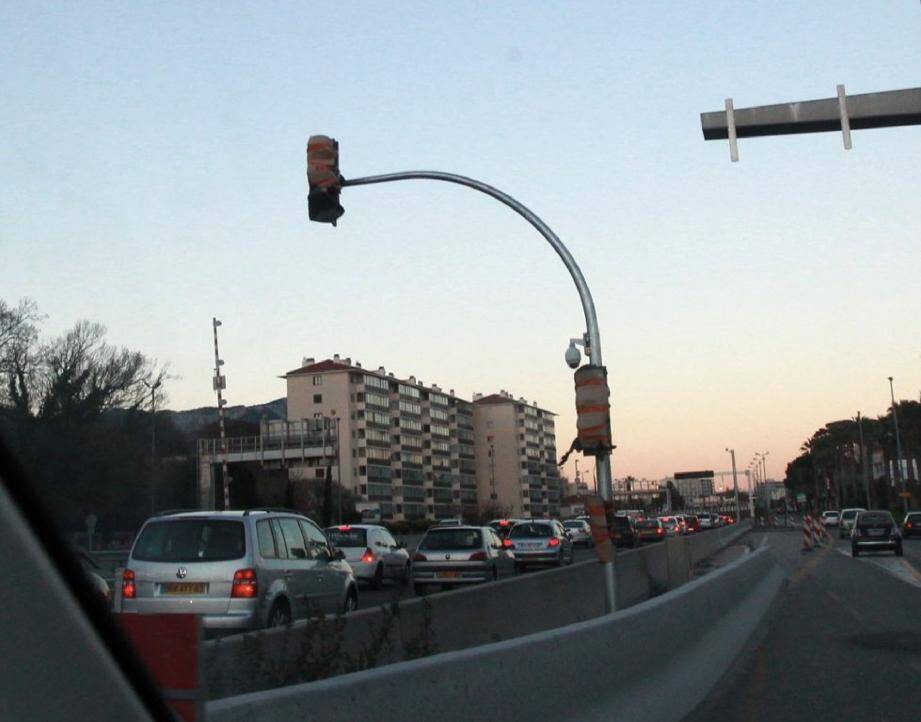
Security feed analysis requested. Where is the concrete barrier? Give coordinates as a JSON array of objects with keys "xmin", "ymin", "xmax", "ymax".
[
  {"xmin": 204, "ymin": 521, "xmax": 751, "ymax": 699},
  {"xmin": 208, "ymin": 543, "xmax": 783, "ymax": 722}
]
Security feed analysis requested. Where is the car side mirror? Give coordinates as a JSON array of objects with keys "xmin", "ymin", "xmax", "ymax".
[
  {"xmin": 333, "ymin": 548, "xmax": 345, "ymax": 561},
  {"xmin": 291, "ymin": 548, "xmax": 307, "ymax": 560},
  {"xmin": 396, "ymin": 541, "xmax": 405, "ymax": 549}
]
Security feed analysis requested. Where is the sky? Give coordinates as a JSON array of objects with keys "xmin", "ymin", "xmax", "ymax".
[{"xmin": 2, "ymin": 1, "xmax": 920, "ymax": 487}]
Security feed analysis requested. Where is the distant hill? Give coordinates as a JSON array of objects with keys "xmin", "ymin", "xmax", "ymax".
[{"xmin": 163, "ymin": 397, "xmax": 287, "ymax": 434}]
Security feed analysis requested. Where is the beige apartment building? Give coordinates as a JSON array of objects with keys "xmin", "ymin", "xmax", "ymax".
[
  {"xmin": 284, "ymin": 356, "xmax": 559, "ymax": 522},
  {"xmin": 286, "ymin": 355, "xmax": 478, "ymax": 522},
  {"xmin": 473, "ymin": 391, "xmax": 561, "ymax": 519}
]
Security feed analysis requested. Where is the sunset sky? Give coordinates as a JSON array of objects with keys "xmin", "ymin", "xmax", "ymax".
[{"xmin": 3, "ymin": 1, "xmax": 919, "ymax": 486}]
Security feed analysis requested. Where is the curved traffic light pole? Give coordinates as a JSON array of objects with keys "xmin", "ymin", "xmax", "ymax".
[{"xmin": 342, "ymin": 170, "xmax": 617, "ymax": 612}]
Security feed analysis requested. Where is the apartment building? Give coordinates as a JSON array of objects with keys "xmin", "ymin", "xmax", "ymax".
[
  {"xmin": 285, "ymin": 355, "xmax": 479, "ymax": 522},
  {"xmin": 473, "ymin": 391, "xmax": 561, "ymax": 519}
]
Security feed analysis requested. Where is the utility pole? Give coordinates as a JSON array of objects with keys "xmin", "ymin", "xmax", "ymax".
[
  {"xmin": 856, "ymin": 411, "xmax": 872, "ymax": 509},
  {"xmin": 212, "ymin": 318, "xmax": 231, "ymax": 511},
  {"xmin": 336, "ymin": 417, "xmax": 343, "ymax": 524},
  {"xmin": 143, "ymin": 378, "xmax": 162, "ymax": 515},
  {"xmin": 726, "ymin": 448, "xmax": 741, "ymax": 522},
  {"xmin": 889, "ymin": 376, "xmax": 907, "ymax": 513}
]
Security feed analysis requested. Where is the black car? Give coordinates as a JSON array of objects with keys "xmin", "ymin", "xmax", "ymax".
[
  {"xmin": 852, "ymin": 511, "xmax": 902, "ymax": 557},
  {"xmin": 902, "ymin": 512, "xmax": 921, "ymax": 539},
  {"xmin": 611, "ymin": 515, "xmax": 637, "ymax": 548}
]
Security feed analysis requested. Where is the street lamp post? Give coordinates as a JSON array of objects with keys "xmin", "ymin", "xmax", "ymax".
[
  {"xmin": 143, "ymin": 379, "xmax": 162, "ymax": 515},
  {"xmin": 725, "ymin": 448, "xmax": 741, "ymax": 522},
  {"xmin": 889, "ymin": 376, "xmax": 908, "ymax": 513},
  {"xmin": 756, "ymin": 451, "xmax": 769, "ymax": 523},
  {"xmin": 311, "ymin": 160, "xmax": 617, "ymax": 611}
]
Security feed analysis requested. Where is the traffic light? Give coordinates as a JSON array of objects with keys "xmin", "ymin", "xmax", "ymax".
[{"xmin": 307, "ymin": 135, "xmax": 344, "ymax": 225}]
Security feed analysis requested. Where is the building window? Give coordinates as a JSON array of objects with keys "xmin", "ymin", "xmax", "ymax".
[
  {"xmin": 313, "ymin": 394, "xmax": 322, "ymax": 403},
  {"xmin": 312, "ymin": 376, "xmax": 322, "ymax": 386},
  {"xmin": 315, "ymin": 468, "xmax": 325, "ymax": 478}
]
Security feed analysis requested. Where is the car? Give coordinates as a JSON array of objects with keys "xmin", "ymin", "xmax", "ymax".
[
  {"xmin": 839, "ymin": 508, "xmax": 866, "ymax": 539},
  {"xmin": 821, "ymin": 510, "xmax": 840, "ymax": 527},
  {"xmin": 851, "ymin": 510, "xmax": 902, "ymax": 557},
  {"xmin": 488, "ymin": 518, "xmax": 522, "ymax": 539},
  {"xmin": 324, "ymin": 524, "xmax": 410, "ymax": 589},
  {"xmin": 902, "ymin": 511, "xmax": 921, "ymax": 539},
  {"xmin": 562, "ymin": 518, "xmax": 593, "ymax": 547},
  {"xmin": 121, "ymin": 509, "xmax": 359, "ymax": 631},
  {"xmin": 411, "ymin": 526, "xmax": 514, "ymax": 594},
  {"xmin": 697, "ymin": 512, "xmax": 716, "ymax": 529},
  {"xmin": 507, "ymin": 520, "xmax": 575, "ymax": 570},
  {"xmin": 75, "ymin": 549, "xmax": 112, "ymax": 604},
  {"xmin": 611, "ymin": 514, "xmax": 638, "ymax": 548},
  {"xmin": 719, "ymin": 514, "xmax": 735, "ymax": 525},
  {"xmin": 436, "ymin": 518, "xmax": 465, "ymax": 527},
  {"xmin": 658, "ymin": 516, "xmax": 682, "ymax": 537},
  {"xmin": 636, "ymin": 519, "xmax": 666, "ymax": 543},
  {"xmin": 681, "ymin": 514, "xmax": 701, "ymax": 534}
]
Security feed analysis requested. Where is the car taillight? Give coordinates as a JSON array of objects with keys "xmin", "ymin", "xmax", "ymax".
[
  {"xmin": 231, "ymin": 568, "xmax": 258, "ymax": 598},
  {"xmin": 413, "ymin": 552, "xmax": 427, "ymax": 562},
  {"xmin": 469, "ymin": 551, "xmax": 487, "ymax": 561},
  {"xmin": 360, "ymin": 548, "xmax": 374, "ymax": 563},
  {"xmin": 657, "ymin": 528, "xmax": 664, "ymax": 535},
  {"xmin": 502, "ymin": 538, "xmax": 514, "ymax": 549},
  {"xmin": 548, "ymin": 538, "xmax": 561, "ymax": 547},
  {"xmin": 122, "ymin": 569, "xmax": 136, "ymax": 599},
  {"xmin": 338, "ymin": 525, "xmax": 351, "ymax": 531},
  {"xmin": 907, "ymin": 522, "xmax": 913, "ymax": 529}
]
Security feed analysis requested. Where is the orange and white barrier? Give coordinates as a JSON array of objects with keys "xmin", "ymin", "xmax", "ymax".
[{"xmin": 802, "ymin": 515, "xmax": 814, "ymax": 551}]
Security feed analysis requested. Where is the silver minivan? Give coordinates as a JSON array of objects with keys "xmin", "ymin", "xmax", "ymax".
[{"xmin": 121, "ymin": 510, "xmax": 359, "ymax": 631}]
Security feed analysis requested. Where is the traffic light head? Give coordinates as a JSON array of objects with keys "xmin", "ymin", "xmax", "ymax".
[{"xmin": 307, "ymin": 135, "xmax": 344, "ymax": 225}]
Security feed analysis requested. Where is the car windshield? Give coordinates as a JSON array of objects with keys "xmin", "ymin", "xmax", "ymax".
[
  {"xmin": 510, "ymin": 523, "xmax": 554, "ymax": 538},
  {"xmin": 685, "ymin": 516, "xmax": 699, "ymax": 523},
  {"xmin": 563, "ymin": 521, "xmax": 584, "ymax": 529},
  {"xmin": 132, "ymin": 520, "xmax": 245, "ymax": 562},
  {"xmin": 907, "ymin": 514, "xmax": 921, "ymax": 523},
  {"xmin": 325, "ymin": 527, "xmax": 368, "ymax": 547},
  {"xmin": 612, "ymin": 517, "xmax": 632, "ymax": 530},
  {"xmin": 419, "ymin": 529, "xmax": 482, "ymax": 550},
  {"xmin": 638, "ymin": 521, "xmax": 660, "ymax": 529},
  {"xmin": 842, "ymin": 510, "xmax": 862, "ymax": 520}
]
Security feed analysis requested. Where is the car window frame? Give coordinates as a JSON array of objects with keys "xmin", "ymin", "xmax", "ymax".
[
  {"xmin": 299, "ymin": 518, "xmax": 332, "ymax": 560},
  {"xmin": 256, "ymin": 518, "xmax": 279, "ymax": 559},
  {"xmin": 277, "ymin": 516, "xmax": 311, "ymax": 560}
]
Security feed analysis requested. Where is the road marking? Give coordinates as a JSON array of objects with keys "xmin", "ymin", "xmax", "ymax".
[
  {"xmin": 835, "ymin": 546, "xmax": 921, "ymax": 590},
  {"xmin": 760, "ymin": 534, "xmax": 768, "ymax": 548}
]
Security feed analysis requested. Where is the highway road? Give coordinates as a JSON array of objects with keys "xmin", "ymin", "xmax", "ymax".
[{"xmin": 686, "ymin": 529, "xmax": 921, "ymax": 722}]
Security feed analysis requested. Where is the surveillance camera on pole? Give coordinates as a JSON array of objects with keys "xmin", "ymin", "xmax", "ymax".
[{"xmin": 565, "ymin": 341, "xmax": 582, "ymax": 369}]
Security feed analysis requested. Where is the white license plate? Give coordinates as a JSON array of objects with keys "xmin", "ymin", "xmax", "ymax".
[
  {"xmin": 868, "ymin": 529, "xmax": 885, "ymax": 537},
  {"xmin": 521, "ymin": 542, "xmax": 542, "ymax": 549}
]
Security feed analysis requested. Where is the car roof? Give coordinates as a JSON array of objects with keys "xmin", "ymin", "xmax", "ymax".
[
  {"xmin": 150, "ymin": 511, "xmax": 251, "ymax": 519},
  {"xmin": 424, "ymin": 525, "xmax": 483, "ymax": 532},
  {"xmin": 325, "ymin": 523, "xmax": 384, "ymax": 531}
]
